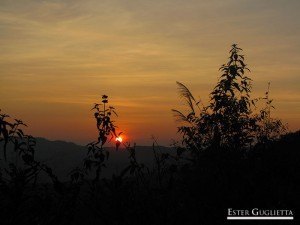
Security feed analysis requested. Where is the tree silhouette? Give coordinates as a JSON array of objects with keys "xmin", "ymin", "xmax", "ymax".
[{"xmin": 173, "ymin": 44, "xmax": 286, "ymax": 155}]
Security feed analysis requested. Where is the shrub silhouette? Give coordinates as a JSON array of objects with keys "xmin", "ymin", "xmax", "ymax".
[
  {"xmin": 84, "ymin": 95, "xmax": 121, "ymax": 182},
  {"xmin": 173, "ymin": 44, "xmax": 286, "ymax": 155},
  {"xmin": 0, "ymin": 110, "xmax": 62, "ymax": 224},
  {"xmin": 255, "ymin": 82, "xmax": 287, "ymax": 146}
]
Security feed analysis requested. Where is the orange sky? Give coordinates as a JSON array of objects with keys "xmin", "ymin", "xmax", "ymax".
[{"xmin": 1, "ymin": 0, "xmax": 300, "ymax": 145}]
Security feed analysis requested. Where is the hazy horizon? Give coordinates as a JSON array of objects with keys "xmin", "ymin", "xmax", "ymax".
[{"xmin": 1, "ymin": 0, "xmax": 300, "ymax": 145}]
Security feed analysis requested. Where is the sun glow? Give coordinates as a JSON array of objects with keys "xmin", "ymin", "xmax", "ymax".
[{"xmin": 116, "ymin": 136, "xmax": 123, "ymax": 142}]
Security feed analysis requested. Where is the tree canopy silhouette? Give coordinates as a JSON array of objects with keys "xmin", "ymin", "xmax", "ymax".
[{"xmin": 173, "ymin": 44, "xmax": 286, "ymax": 156}]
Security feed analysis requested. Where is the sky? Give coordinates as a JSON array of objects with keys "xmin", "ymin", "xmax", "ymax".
[{"xmin": 1, "ymin": 0, "xmax": 300, "ymax": 145}]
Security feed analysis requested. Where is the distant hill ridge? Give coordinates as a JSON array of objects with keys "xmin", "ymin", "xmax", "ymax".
[{"xmin": 4, "ymin": 137, "xmax": 173, "ymax": 181}]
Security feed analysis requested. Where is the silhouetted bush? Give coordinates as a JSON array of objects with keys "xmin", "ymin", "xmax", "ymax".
[{"xmin": 173, "ymin": 44, "xmax": 286, "ymax": 155}]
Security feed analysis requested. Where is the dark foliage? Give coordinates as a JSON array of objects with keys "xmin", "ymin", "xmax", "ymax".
[{"xmin": 172, "ymin": 44, "xmax": 286, "ymax": 154}]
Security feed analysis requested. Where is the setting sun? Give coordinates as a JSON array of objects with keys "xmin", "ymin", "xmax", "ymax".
[{"xmin": 115, "ymin": 136, "xmax": 123, "ymax": 143}]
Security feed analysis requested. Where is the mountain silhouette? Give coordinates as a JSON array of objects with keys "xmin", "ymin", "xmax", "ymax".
[{"xmin": 2, "ymin": 137, "xmax": 173, "ymax": 181}]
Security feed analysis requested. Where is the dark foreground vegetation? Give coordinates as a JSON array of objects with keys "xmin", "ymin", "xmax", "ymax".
[{"xmin": 0, "ymin": 45, "xmax": 299, "ymax": 225}]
